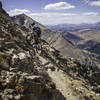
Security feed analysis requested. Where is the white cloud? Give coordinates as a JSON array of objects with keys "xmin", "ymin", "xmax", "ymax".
[
  {"xmin": 84, "ymin": 0, "xmax": 89, "ymax": 3},
  {"xmin": 7, "ymin": 8, "xmax": 100, "ymax": 25},
  {"xmin": 44, "ymin": 2, "xmax": 75, "ymax": 10},
  {"xmin": 27, "ymin": 12, "xmax": 100, "ymax": 25},
  {"xmin": 83, "ymin": 12, "xmax": 98, "ymax": 16},
  {"xmin": 84, "ymin": 0, "xmax": 100, "ymax": 7},
  {"xmin": 89, "ymin": 1, "xmax": 100, "ymax": 6},
  {"xmin": 7, "ymin": 8, "xmax": 30, "ymax": 16}
]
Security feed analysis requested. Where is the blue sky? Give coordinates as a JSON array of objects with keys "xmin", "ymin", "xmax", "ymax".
[{"xmin": 1, "ymin": 0, "xmax": 100, "ymax": 25}]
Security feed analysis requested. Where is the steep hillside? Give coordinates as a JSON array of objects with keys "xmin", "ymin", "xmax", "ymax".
[
  {"xmin": 47, "ymin": 24, "xmax": 100, "ymax": 56},
  {"xmin": 12, "ymin": 14, "xmax": 96, "ymax": 66},
  {"xmin": 0, "ymin": 2, "xmax": 100, "ymax": 100},
  {"xmin": 62, "ymin": 29, "xmax": 100, "ymax": 64},
  {"xmin": 63, "ymin": 29, "xmax": 100, "ymax": 52},
  {"xmin": 0, "ymin": 3, "xmax": 66, "ymax": 100},
  {"xmin": 72, "ymin": 29, "xmax": 100, "ymax": 54},
  {"xmin": 12, "ymin": 14, "xmax": 46, "ymax": 31},
  {"xmin": 62, "ymin": 32, "xmax": 83, "ymax": 45},
  {"xmin": 48, "ymin": 24, "xmax": 100, "ymax": 67}
]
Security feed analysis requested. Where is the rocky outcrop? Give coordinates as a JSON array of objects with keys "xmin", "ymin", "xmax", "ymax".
[
  {"xmin": 0, "ymin": 70, "xmax": 66, "ymax": 100},
  {"xmin": 90, "ymin": 72, "xmax": 100, "ymax": 84}
]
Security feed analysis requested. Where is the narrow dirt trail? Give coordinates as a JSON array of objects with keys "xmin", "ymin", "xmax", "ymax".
[
  {"xmin": 38, "ymin": 54, "xmax": 79, "ymax": 100},
  {"xmin": 47, "ymin": 69, "xmax": 78, "ymax": 100}
]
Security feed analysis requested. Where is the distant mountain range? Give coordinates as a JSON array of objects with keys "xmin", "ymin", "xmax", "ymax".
[{"xmin": 47, "ymin": 23, "xmax": 100, "ymax": 32}]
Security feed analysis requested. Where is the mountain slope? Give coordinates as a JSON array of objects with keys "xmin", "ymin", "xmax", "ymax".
[
  {"xmin": 12, "ymin": 14, "xmax": 96, "ymax": 66},
  {"xmin": 0, "ymin": 2, "xmax": 100, "ymax": 100},
  {"xmin": 47, "ymin": 24, "xmax": 100, "ymax": 67},
  {"xmin": 49, "ymin": 24, "xmax": 100, "ymax": 56},
  {"xmin": 0, "ymin": 4, "xmax": 66, "ymax": 100},
  {"xmin": 72, "ymin": 29, "xmax": 100, "ymax": 54},
  {"xmin": 62, "ymin": 29, "xmax": 100, "ymax": 64}
]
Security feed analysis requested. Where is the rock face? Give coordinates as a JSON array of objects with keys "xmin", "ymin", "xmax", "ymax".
[{"xmin": 0, "ymin": 3, "xmax": 100, "ymax": 100}]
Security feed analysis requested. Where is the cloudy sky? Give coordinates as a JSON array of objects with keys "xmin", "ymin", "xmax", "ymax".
[{"xmin": 1, "ymin": 0, "xmax": 100, "ymax": 25}]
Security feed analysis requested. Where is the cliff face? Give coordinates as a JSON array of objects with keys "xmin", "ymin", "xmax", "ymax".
[{"xmin": 0, "ymin": 3, "xmax": 100, "ymax": 100}]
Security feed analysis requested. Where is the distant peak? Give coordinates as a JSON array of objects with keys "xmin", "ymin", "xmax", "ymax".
[
  {"xmin": 13, "ymin": 13, "xmax": 27, "ymax": 17},
  {"xmin": 19, "ymin": 13, "xmax": 27, "ymax": 16}
]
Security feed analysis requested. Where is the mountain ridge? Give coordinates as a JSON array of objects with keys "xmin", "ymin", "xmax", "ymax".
[
  {"xmin": 11, "ymin": 14, "xmax": 98, "ymax": 67},
  {"xmin": 0, "ymin": 2, "xmax": 100, "ymax": 100},
  {"xmin": 47, "ymin": 23, "xmax": 100, "ymax": 32}
]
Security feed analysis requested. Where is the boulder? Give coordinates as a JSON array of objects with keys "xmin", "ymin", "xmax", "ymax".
[{"xmin": 90, "ymin": 72, "xmax": 100, "ymax": 84}]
